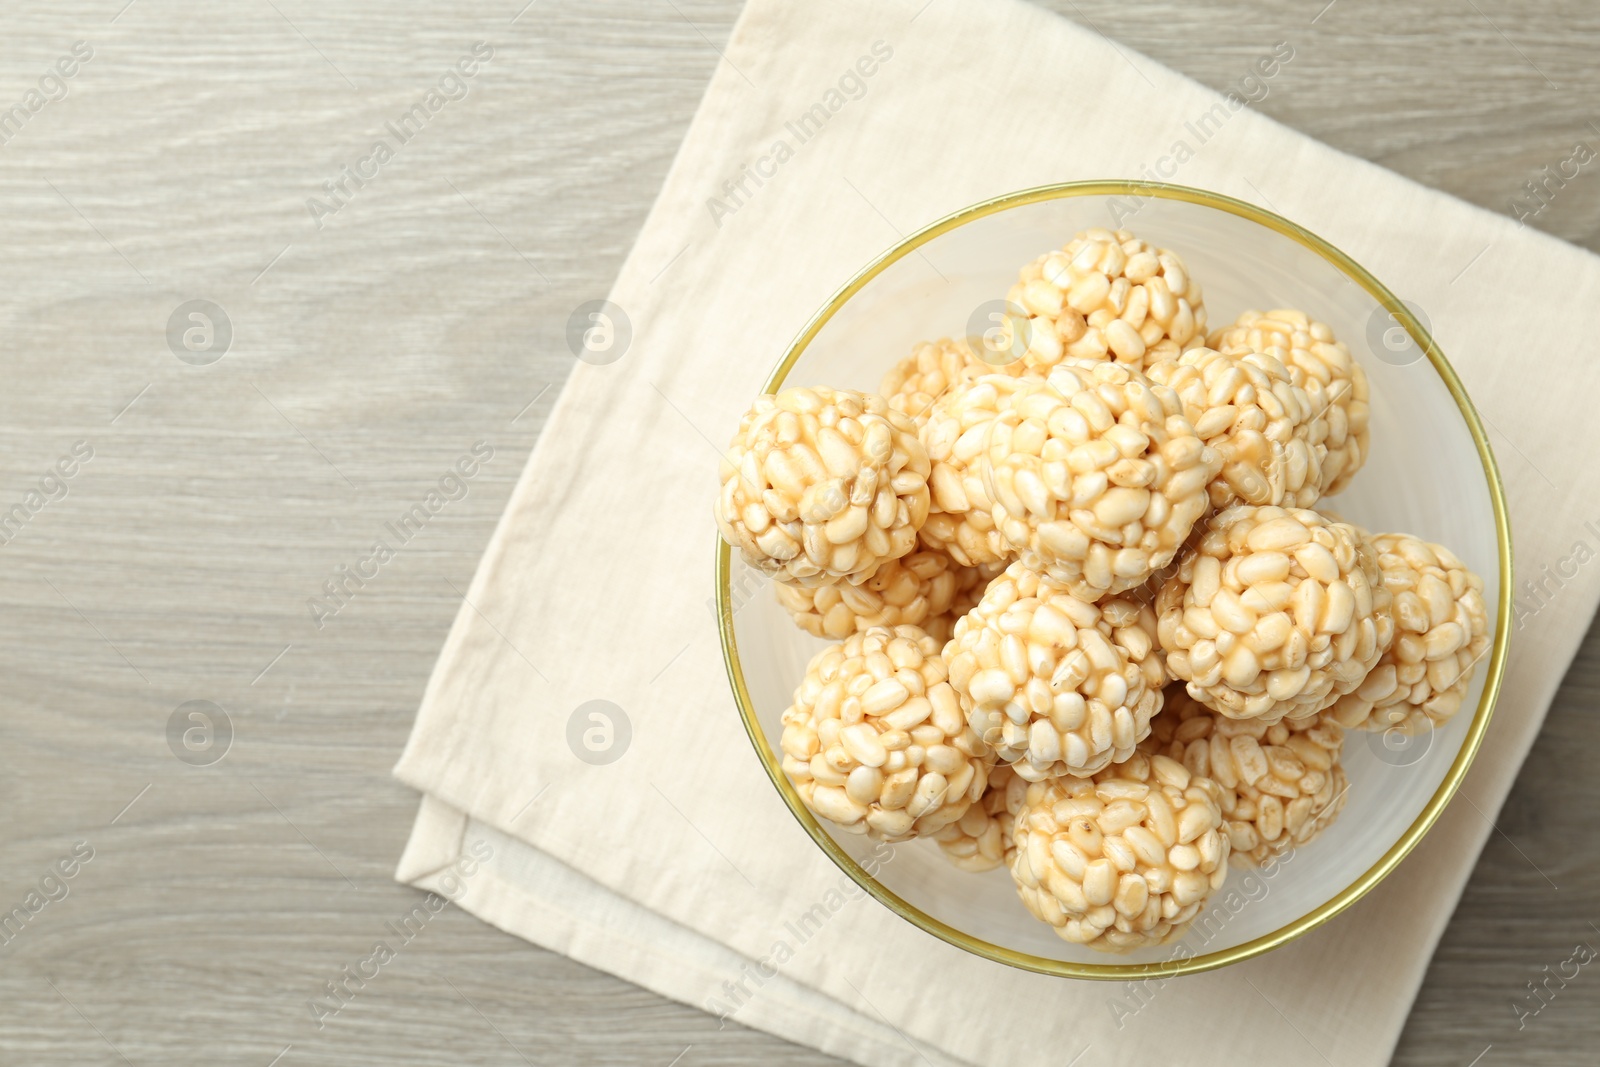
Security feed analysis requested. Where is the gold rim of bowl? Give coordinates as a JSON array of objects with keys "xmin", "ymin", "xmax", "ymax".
[{"xmin": 714, "ymin": 180, "xmax": 1512, "ymax": 980}]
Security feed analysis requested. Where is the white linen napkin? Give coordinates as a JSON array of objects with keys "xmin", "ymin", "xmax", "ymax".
[{"xmin": 393, "ymin": 1, "xmax": 1600, "ymax": 1063}]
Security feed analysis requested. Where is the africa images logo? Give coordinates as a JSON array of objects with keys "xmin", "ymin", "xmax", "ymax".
[{"xmin": 305, "ymin": 42, "xmax": 495, "ymax": 229}]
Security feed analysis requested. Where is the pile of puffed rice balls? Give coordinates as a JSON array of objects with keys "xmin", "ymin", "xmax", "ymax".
[{"xmin": 715, "ymin": 227, "xmax": 1491, "ymax": 954}]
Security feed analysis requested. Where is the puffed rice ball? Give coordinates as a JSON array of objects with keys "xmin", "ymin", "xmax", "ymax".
[
  {"xmin": 917, "ymin": 373, "xmax": 1040, "ymax": 567},
  {"xmin": 1146, "ymin": 346, "xmax": 1324, "ymax": 509},
  {"xmin": 779, "ymin": 625, "xmax": 991, "ymax": 841},
  {"xmin": 1326, "ymin": 534, "xmax": 1490, "ymax": 734},
  {"xmin": 1005, "ymin": 229, "xmax": 1208, "ymax": 374},
  {"xmin": 944, "ymin": 560, "xmax": 1166, "ymax": 780},
  {"xmin": 1148, "ymin": 687, "xmax": 1348, "ymax": 866},
  {"xmin": 1210, "ymin": 309, "xmax": 1370, "ymax": 496},
  {"xmin": 933, "ymin": 763, "xmax": 1027, "ymax": 872},
  {"xmin": 1156, "ymin": 506, "xmax": 1394, "ymax": 722},
  {"xmin": 1008, "ymin": 751, "xmax": 1230, "ymax": 952},
  {"xmin": 880, "ymin": 337, "xmax": 1027, "ymax": 428},
  {"xmin": 982, "ymin": 361, "xmax": 1222, "ymax": 600},
  {"xmin": 773, "ymin": 551, "xmax": 997, "ymax": 643},
  {"xmin": 717, "ymin": 387, "xmax": 931, "ymax": 586}
]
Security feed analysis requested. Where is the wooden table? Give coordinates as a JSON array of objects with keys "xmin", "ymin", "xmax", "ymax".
[{"xmin": 1, "ymin": 1, "xmax": 1594, "ymax": 1063}]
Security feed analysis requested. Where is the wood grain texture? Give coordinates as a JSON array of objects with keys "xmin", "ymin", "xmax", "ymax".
[{"xmin": 0, "ymin": 1, "xmax": 1594, "ymax": 1064}]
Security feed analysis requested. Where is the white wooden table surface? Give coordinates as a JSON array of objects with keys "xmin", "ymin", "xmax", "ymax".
[{"xmin": 1, "ymin": 1, "xmax": 1596, "ymax": 1064}]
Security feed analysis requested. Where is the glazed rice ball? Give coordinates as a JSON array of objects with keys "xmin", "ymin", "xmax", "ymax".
[
  {"xmin": 1148, "ymin": 687, "xmax": 1349, "ymax": 866},
  {"xmin": 880, "ymin": 337, "xmax": 1027, "ymax": 428},
  {"xmin": 944, "ymin": 560, "xmax": 1166, "ymax": 780},
  {"xmin": 1210, "ymin": 309, "xmax": 1370, "ymax": 496},
  {"xmin": 1145, "ymin": 346, "xmax": 1324, "ymax": 509},
  {"xmin": 917, "ymin": 373, "xmax": 1040, "ymax": 567},
  {"xmin": 716, "ymin": 387, "xmax": 930, "ymax": 586},
  {"xmin": 1008, "ymin": 751, "xmax": 1230, "ymax": 952},
  {"xmin": 933, "ymin": 763, "xmax": 1027, "ymax": 873},
  {"xmin": 981, "ymin": 360, "xmax": 1221, "ymax": 600},
  {"xmin": 1325, "ymin": 533, "xmax": 1491, "ymax": 734},
  {"xmin": 1156, "ymin": 506, "xmax": 1394, "ymax": 722},
  {"xmin": 779, "ymin": 626, "xmax": 991, "ymax": 841},
  {"xmin": 1004, "ymin": 229, "xmax": 1208, "ymax": 374},
  {"xmin": 773, "ymin": 551, "xmax": 997, "ymax": 643}
]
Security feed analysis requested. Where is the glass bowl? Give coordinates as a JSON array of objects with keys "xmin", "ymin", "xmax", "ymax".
[{"xmin": 716, "ymin": 182, "xmax": 1510, "ymax": 979}]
